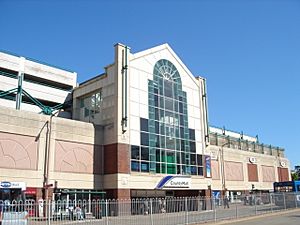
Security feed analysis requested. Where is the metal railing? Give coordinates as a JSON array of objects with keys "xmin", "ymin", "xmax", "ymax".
[
  {"xmin": 0, "ymin": 192, "xmax": 299, "ymax": 225},
  {"xmin": 209, "ymin": 132, "xmax": 285, "ymax": 157}
]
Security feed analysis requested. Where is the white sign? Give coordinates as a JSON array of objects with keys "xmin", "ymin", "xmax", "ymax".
[
  {"xmin": 0, "ymin": 181, "xmax": 26, "ymax": 190},
  {"xmin": 156, "ymin": 176, "xmax": 191, "ymax": 189}
]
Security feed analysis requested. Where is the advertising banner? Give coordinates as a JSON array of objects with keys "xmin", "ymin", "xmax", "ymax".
[{"xmin": 205, "ymin": 156, "xmax": 211, "ymax": 178}]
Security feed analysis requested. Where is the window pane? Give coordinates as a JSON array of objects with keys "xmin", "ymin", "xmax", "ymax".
[
  {"xmin": 84, "ymin": 108, "xmax": 89, "ymax": 117},
  {"xmin": 166, "ymin": 151, "xmax": 175, "ymax": 163},
  {"xmin": 159, "ymin": 97, "xmax": 164, "ymax": 108},
  {"xmin": 191, "ymin": 166, "xmax": 197, "ymax": 175},
  {"xmin": 179, "ymin": 102, "xmax": 183, "ymax": 113},
  {"xmin": 190, "ymin": 154, "xmax": 196, "ymax": 165},
  {"xmin": 167, "ymin": 164, "xmax": 176, "ymax": 174},
  {"xmin": 164, "ymin": 80, "xmax": 173, "ymax": 98},
  {"xmin": 131, "ymin": 145, "xmax": 140, "ymax": 159},
  {"xmin": 190, "ymin": 141, "xmax": 196, "ymax": 153},
  {"xmin": 155, "ymin": 121, "xmax": 159, "ymax": 133},
  {"xmin": 198, "ymin": 167, "xmax": 204, "ymax": 176},
  {"xmin": 141, "ymin": 147, "xmax": 149, "ymax": 160},
  {"xmin": 197, "ymin": 154, "xmax": 203, "ymax": 166},
  {"xmin": 177, "ymin": 165, "xmax": 182, "ymax": 174},
  {"xmin": 141, "ymin": 162, "xmax": 149, "ymax": 172},
  {"xmin": 140, "ymin": 118, "xmax": 148, "ymax": 132},
  {"xmin": 131, "ymin": 161, "xmax": 140, "ymax": 172},
  {"xmin": 165, "ymin": 99, "xmax": 173, "ymax": 111},
  {"xmin": 156, "ymin": 163, "xmax": 161, "ymax": 173},
  {"xmin": 141, "ymin": 132, "xmax": 149, "ymax": 146},
  {"xmin": 189, "ymin": 129, "xmax": 195, "ymax": 140},
  {"xmin": 154, "ymin": 95, "xmax": 158, "ymax": 107},
  {"xmin": 156, "ymin": 149, "xmax": 161, "ymax": 161}
]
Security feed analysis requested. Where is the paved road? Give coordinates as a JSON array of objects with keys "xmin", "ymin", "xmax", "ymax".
[
  {"xmin": 224, "ymin": 209, "xmax": 300, "ymax": 225},
  {"xmin": 25, "ymin": 204, "xmax": 293, "ymax": 225}
]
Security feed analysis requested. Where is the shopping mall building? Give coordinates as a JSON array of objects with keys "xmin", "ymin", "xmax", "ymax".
[{"xmin": 0, "ymin": 43, "xmax": 290, "ymax": 202}]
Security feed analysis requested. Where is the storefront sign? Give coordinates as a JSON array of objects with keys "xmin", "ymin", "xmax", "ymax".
[
  {"xmin": 0, "ymin": 181, "xmax": 11, "ymax": 188},
  {"xmin": 0, "ymin": 181, "xmax": 26, "ymax": 190},
  {"xmin": 205, "ymin": 156, "xmax": 211, "ymax": 177},
  {"xmin": 155, "ymin": 176, "xmax": 191, "ymax": 189},
  {"xmin": 24, "ymin": 187, "xmax": 37, "ymax": 195}
]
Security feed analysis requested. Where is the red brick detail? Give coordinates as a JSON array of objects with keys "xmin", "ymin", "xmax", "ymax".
[
  {"xmin": 104, "ymin": 143, "xmax": 130, "ymax": 174},
  {"xmin": 247, "ymin": 163, "xmax": 258, "ymax": 182},
  {"xmin": 118, "ymin": 143, "xmax": 130, "ymax": 173},
  {"xmin": 278, "ymin": 167, "xmax": 289, "ymax": 182}
]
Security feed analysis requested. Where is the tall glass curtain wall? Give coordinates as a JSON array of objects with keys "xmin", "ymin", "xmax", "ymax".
[{"xmin": 131, "ymin": 59, "xmax": 204, "ymax": 176}]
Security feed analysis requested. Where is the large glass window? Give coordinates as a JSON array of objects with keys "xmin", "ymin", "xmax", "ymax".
[
  {"xmin": 80, "ymin": 90, "xmax": 102, "ymax": 121},
  {"xmin": 130, "ymin": 59, "xmax": 204, "ymax": 176}
]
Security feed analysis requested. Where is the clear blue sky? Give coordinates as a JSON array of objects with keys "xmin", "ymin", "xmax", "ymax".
[{"xmin": 0, "ymin": 0, "xmax": 299, "ymax": 167}]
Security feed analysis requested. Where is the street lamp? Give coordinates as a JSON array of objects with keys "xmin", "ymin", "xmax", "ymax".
[{"xmin": 43, "ymin": 110, "xmax": 61, "ymax": 202}]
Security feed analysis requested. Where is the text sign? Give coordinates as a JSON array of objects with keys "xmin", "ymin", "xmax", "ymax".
[{"xmin": 156, "ymin": 176, "xmax": 191, "ymax": 189}]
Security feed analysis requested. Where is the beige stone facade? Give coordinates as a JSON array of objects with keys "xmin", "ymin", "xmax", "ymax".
[{"xmin": 0, "ymin": 44, "xmax": 291, "ymax": 201}]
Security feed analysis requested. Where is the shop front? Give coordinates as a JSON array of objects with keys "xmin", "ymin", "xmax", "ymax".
[{"xmin": 0, "ymin": 181, "xmax": 26, "ymax": 202}]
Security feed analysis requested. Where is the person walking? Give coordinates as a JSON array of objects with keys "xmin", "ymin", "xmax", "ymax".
[
  {"xmin": 223, "ymin": 195, "xmax": 230, "ymax": 209},
  {"xmin": 75, "ymin": 205, "xmax": 83, "ymax": 220},
  {"xmin": 0, "ymin": 201, "xmax": 3, "ymax": 225}
]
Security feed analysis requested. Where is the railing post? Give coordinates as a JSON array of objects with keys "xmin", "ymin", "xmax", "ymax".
[
  {"xmin": 214, "ymin": 197, "xmax": 217, "ymax": 222},
  {"xmin": 105, "ymin": 200, "xmax": 109, "ymax": 225},
  {"xmin": 150, "ymin": 199, "xmax": 154, "ymax": 225},
  {"xmin": 254, "ymin": 195, "xmax": 257, "ymax": 215},
  {"xmin": 185, "ymin": 197, "xmax": 188, "ymax": 225},
  {"xmin": 47, "ymin": 200, "xmax": 51, "ymax": 225},
  {"xmin": 235, "ymin": 202, "xmax": 238, "ymax": 219},
  {"xmin": 283, "ymin": 193, "xmax": 287, "ymax": 210},
  {"xmin": 270, "ymin": 193, "xmax": 273, "ymax": 213}
]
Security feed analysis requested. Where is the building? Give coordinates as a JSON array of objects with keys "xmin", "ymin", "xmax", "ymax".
[
  {"xmin": 207, "ymin": 126, "xmax": 289, "ymax": 200},
  {"xmin": 0, "ymin": 43, "xmax": 291, "ymax": 203},
  {"xmin": 0, "ymin": 50, "xmax": 77, "ymax": 117}
]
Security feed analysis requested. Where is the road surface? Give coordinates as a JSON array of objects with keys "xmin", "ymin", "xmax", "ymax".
[{"xmin": 218, "ymin": 209, "xmax": 300, "ymax": 225}]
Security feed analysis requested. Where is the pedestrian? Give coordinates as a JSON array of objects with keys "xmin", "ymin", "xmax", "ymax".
[
  {"xmin": 82, "ymin": 204, "xmax": 86, "ymax": 219},
  {"xmin": 0, "ymin": 201, "xmax": 3, "ymax": 225},
  {"xmin": 68, "ymin": 205, "xmax": 74, "ymax": 220},
  {"xmin": 223, "ymin": 196, "xmax": 230, "ymax": 209},
  {"xmin": 95, "ymin": 203, "xmax": 102, "ymax": 219},
  {"xmin": 144, "ymin": 199, "xmax": 149, "ymax": 215},
  {"xmin": 75, "ymin": 205, "xmax": 83, "ymax": 220}
]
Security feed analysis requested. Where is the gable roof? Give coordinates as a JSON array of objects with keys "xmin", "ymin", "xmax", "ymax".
[{"xmin": 131, "ymin": 43, "xmax": 204, "ymax": 85}]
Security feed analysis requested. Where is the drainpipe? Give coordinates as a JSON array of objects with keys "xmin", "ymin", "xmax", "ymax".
[
  {"xmin": 202, "ymin": 78, "xmax": 210, "ymax": 144},
  {"xmin": 16, "ymin": 57, "xmax": 25, "ymax": 110},
  {"xmin": 121, "ymin": 46, "xmax": 129, "ymax": 133}
]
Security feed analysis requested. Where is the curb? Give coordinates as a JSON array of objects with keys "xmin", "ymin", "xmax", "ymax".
[{"xmin": 198, "ymin": 208, "xmax": 300, "ymax": 225}]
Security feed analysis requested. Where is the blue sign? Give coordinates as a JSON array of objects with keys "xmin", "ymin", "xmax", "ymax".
[
  {"xmin": 0, "ymin": 181, "xmax": 11, "ymax": 188},
  {"xmin": 212, "ymin": 191, "xmax": 220, "ymax": 199},
  {"xmin": 205, "ymin": 156, "xmax": 211, "ymax": 177}
]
